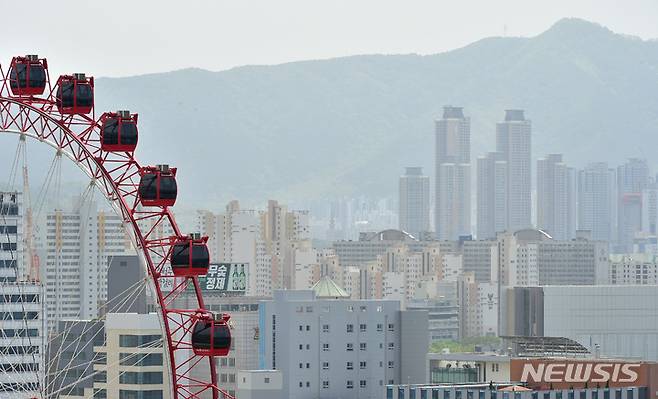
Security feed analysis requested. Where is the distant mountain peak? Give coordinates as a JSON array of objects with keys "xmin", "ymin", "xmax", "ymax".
[{"xmin": 541, "ymin": 17, "xmax": 614, "ymax": 38}]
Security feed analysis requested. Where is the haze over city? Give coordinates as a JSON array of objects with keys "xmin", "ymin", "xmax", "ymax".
[{"xmin": 1, "ymin": 2, "xmax": 658, "ymax": 399}]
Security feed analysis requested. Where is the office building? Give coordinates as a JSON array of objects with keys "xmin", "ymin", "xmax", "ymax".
[
  {"xmin": 578, "ymin": 162, "xmax": 616, "ymax": 243},
  {"xmin": 609, "ymin": 254, "xmax": 658, "ymax": 285},
  {"xmin": 495, "ymin": 229, "xmax": 608, "ymax": 287},
  {"xmin": 237, "ymin": 370, "xmax": 283, "ymax": 399},
  {"xmin": 0, "ymin": 281, "xmax": 44, "ymax": 397},
  {"xmin": 399, "ymin": 167, "xmax": 430, "ymax": 238},
  {"xmin": 536, "ymin": 154, "xmax": 576, "ymax": 240},
  {"xmin": 46, "ymin": 320, "xmax": 104, "ymax": 397},
  {"xmin": 332, "ymin": 229, "xmax": 443, "ymax": 267},
  {"xmin": 435, "ymin": 106, "xmax": 471, "ymax": 240},
  {"xmin": 407, "ymin": 298, "xmax": 459, "ymax": 341},
  {"xmin": 496, "ymin": 109, "xmax": 532, "ymax": 231},
  {"xmin": 259, "ymin": 288, "xmax": 428, "ymax": 399},
  {"xmin": 505, "ymin": 285, "xmax": 658, "ymax": 361}
]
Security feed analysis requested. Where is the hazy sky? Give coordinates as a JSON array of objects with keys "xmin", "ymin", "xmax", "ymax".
[{"xmin": 2, "ymin": 0, "xmax": 657, "ymax": 77}]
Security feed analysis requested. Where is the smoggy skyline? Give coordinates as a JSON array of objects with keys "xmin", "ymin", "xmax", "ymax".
[{"xmin": 2, "ymin": 0, "xmax": 658, "ymax": 77}]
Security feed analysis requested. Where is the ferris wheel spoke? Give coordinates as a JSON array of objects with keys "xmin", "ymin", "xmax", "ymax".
[{"xmin": 1, "ymin": 55, "xmax": 228, "ymax": 397}]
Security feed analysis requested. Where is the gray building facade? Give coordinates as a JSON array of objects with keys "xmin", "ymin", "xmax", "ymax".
[{"xmin": 259, "ymin": 290, "xmax": 428, "ymax": 399}]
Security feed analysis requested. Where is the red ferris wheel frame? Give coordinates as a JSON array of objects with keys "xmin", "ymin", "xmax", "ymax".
[{"xmin": 0, "ymin": 60, "xmax": 232, "ymax": 399}]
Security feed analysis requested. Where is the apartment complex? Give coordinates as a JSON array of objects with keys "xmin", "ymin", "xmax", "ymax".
[
  {"xmin": 42, "ymin": 201, "xmax": 131, "ymax": 330},
  {"xmin": 196, "ymin": 200, "xmax": 309, "ymax": 296}
]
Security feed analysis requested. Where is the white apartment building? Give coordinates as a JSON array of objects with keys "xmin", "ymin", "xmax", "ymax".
[
  {"xmin": 42, "ymin": 201, "xmax": 131, "ymax": 330},
  {"xmin": 196, "ymin": 200, "xmax": 310, "ymax": 296}
]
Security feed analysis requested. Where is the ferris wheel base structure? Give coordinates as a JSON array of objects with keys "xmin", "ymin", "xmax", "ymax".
[{"xmin": 0, "ymin": 55, "xmax": 233, "ymax": 399}]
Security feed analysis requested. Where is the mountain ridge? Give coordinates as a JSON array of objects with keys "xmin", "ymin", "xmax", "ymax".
[{"xmin": 85, "ymin": 18, "xmax": 658, "ymax": 207}]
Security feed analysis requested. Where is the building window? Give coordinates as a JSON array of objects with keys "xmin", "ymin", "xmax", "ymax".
[
  {"xmin": 264, "ymin": 378, "xmax": 270, "ymax": 383},
  {"xmin": 360, "ymin": 361, "xmax": 367, "ymax": 369},
  {"xmin": 299, "ymin": 363, "xmax": 303, "ymax": 369},
  {"xmin": 306, "ymin": 306, "xmax": 313, "ymax": 313},
  {"xmin": 388, "ymin": 361, "xmax": 395, "ymax": 368},
  {"xmin": 306, "ymin": 363, "xmax": 310, "ymax": 369},
  {"xmin": 299, "ymin": 344, "xmax": 303, "ymax": 350},
  {"xmin": 360, "ymin": 324, "xmax": 367, "ymax": 332},
  {"xmin": 347, "ymin": 380, "xmax": 354, "ymax": 389},
  {"xmin": 388, "ymin": 342, "xmax": 395, "ymax": 350},
  {"xmin": 322, "ymin": 324, "xmax": 329, "ymax": 333},
  {"xmin": 360, "ymin": 342, "xmax": 367, "ymax": 351},
  {"xmin": 296, "ymin": 306, "xmax": 303, "ymax": 312},
  {"xmin": 322, "ymin": 381, "xmax": 329, "ymax": 389},
  {"xmin": 360, "ymin": 380, "xmax": 367, "ymax": 388},
  {"xmin": 347, "ymin": 362, "xmax": 354, "ymax": 370},
  {"xmin": 322, "ymin": 343, "xmax": 329, "ymax": 351},
  {"xmin": 299, "ymin": 382, "xmax": 303, "ymax": 387},
  {"xmin": 347, "ymin": 324, "xmax": 354, "ymax": 333},
  {"xmin": 299, "ymin": 325, "xmax": 303, "ymax": 331},
  {"xmin": 306, "ymin": 344, "xmax": 310, "ymax": 350},
  {"xmin": 360, "ymin": 306, "xmax": 367, "ymax": 312},
  {"xmin": 377, "ymin": 323, "xmax": 383, "ymax": 332},
  {"xmin": 347, "ymin": 343, "xmax": 354, "ymax": 351},
  {"xmin": 322, "ymin": 362, "xmax": 329, "ymax": 370},
  {"xmin": 306, "ymin": 325, "xmax": 310, "ymax": 331},
  {"xmin": 306, "ymin": 382, "xmax": 310, "ymax": 387},
  {"xmin": 347, "ymin": 305, "xmax": 354, "ymax": 312},
  {"xmin": 228, "ymin": 358, "xmax": 235, "ymax": 367},
  {"xmin": 377, "ymin": 306, "xmax": 383, "ymax": 312},
  {"xmin": 388, "ymin": 323, "xmax": 395, "ymax": 331}
]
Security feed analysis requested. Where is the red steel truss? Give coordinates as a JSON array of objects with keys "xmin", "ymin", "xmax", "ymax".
[{"xmin": 0, "ymin": 59, "xmax": 232, "ymax": 399}]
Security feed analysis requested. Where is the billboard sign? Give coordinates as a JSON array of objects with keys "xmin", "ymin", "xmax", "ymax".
[
  {"xmin": 200, "ymin": 263, "xmax": 248, "ymax": 293},
  {"xmin": 510, "ymin": 359, "xmax": 649, "ymax": 389}
]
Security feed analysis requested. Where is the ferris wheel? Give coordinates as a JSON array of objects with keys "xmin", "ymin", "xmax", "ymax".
[{"xmin": 0, "ymin": 55, "xmax": 233, "ymax": 399}]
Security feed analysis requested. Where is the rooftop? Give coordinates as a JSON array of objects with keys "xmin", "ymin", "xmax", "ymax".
[{"xmin": 312, "ymin": 276, "xmax": 350, "ymax": 299}]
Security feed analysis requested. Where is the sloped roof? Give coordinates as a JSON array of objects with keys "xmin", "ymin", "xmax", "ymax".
[{"xmin": 312, "ymin": 276, "xmax": 350, "ymax": 299}]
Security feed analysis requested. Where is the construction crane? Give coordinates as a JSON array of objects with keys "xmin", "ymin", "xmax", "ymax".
[{"xmin": 20, "ymin": 134, "xmax": 40, "ymax": 281}]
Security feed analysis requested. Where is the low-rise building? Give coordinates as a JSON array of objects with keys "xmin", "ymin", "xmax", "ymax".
[{"xmin": 259, "ymin": 284, "xmax": 428, "ymax": 399}]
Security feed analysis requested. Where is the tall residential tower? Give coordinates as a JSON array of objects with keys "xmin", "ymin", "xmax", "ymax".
[
  {"xmin": 536, "ymin": 154, "xmax": 576, "ymax": 240},
  {"xmin": 435, "ymin": 106, "xmax": 471, "ymax": 240},
  {"xmin": 496, "ymin": 109, "xmax": 532, "ymax": 231},
  {"xmin": 399, "ymin": 167, "xmax": 430, "ymax": 238}
]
